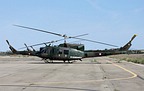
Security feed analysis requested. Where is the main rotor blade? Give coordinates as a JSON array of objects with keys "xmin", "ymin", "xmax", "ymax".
[
  {"xmin": 14, "ymin": 25, "xmax": 63, "ymax": 37},
  {"xmin": 29, "ymin": 33, "xmax": 88, "ymax": 47},
  {"xmin": 69, "ymin": 33, "xmax": 88, "ymax": 38},
  {"xmin": 19, "ymin": 39, "xmax": 64, "ymax": 49},
  {"xmin": 73, "ymin": 37, "xmax": 118, "ymax": 47},
  {"xmin": 18, "ymin": 33, "xmax": 88, "ymax": 49}
]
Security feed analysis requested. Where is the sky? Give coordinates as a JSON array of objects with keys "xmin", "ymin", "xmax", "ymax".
[{"xmin": 0, "ymin": 0, "xmax": 144, "ymax": 51}]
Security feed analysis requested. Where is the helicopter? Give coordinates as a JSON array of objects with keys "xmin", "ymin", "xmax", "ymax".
[
  {"xmin": 6, "ymin": 34, "xmax": 136, "ymax": 63},
  {"xmin": 6, "ymin": 25, "xmax": 136, "ymax": 63}
]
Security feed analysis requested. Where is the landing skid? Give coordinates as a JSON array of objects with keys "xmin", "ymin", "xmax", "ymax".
[
  {"xmin": 44, "ymin": 59, "xmax": 53, "ymax": 63},
  {"xmin": 63, "ymin": 60, "xmax": 74, "ymax": 63},
  {"xmin": 43, "ymin": 59, "xmax": 74, "ymax": 64}
]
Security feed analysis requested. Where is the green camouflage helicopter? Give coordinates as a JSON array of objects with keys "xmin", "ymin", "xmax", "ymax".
[{"xmin": 6, "ymin": 25, "xmax": 137, "ymax": 63}]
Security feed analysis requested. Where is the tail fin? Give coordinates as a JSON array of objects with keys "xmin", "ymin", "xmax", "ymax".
[
  {"xmin": 6, "ymin": 40, "xmax": 17, "ymax": 53},
  {"xmin": 120, "ymin": 34, "xmax": 137, "ymax": 51}
]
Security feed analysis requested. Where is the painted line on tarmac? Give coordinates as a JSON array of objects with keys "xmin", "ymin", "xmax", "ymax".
[
  {"xmin": 29, "ymin": 60, "xmax": 138, "ymax": 85},
  {"xmin": 0, "ymin": 60, "xmax": 138, "ymax": 85},
  {"xmin": 107, "ymin": 60, "xmax": 137, "ymax": 81}
]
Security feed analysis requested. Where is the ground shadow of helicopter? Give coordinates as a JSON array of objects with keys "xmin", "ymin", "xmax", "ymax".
[{"xmin": 6, "ymin": 25, "xmax": 137, "ymax": 63}]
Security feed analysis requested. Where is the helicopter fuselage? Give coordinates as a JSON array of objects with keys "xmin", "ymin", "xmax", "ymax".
[{"xmin": 36, "ymin": 46, "xmax": 84, "ymax": 60}]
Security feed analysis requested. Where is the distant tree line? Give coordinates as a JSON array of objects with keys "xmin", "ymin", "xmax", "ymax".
[{"xmin": 0, "ymin": 51, "xmax": 13, "ymax": 56}]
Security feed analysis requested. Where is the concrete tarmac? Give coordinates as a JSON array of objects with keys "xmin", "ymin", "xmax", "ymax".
[{"xmin": 0, "ymin": 56, "xmax": 144, "ymax": 91}]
